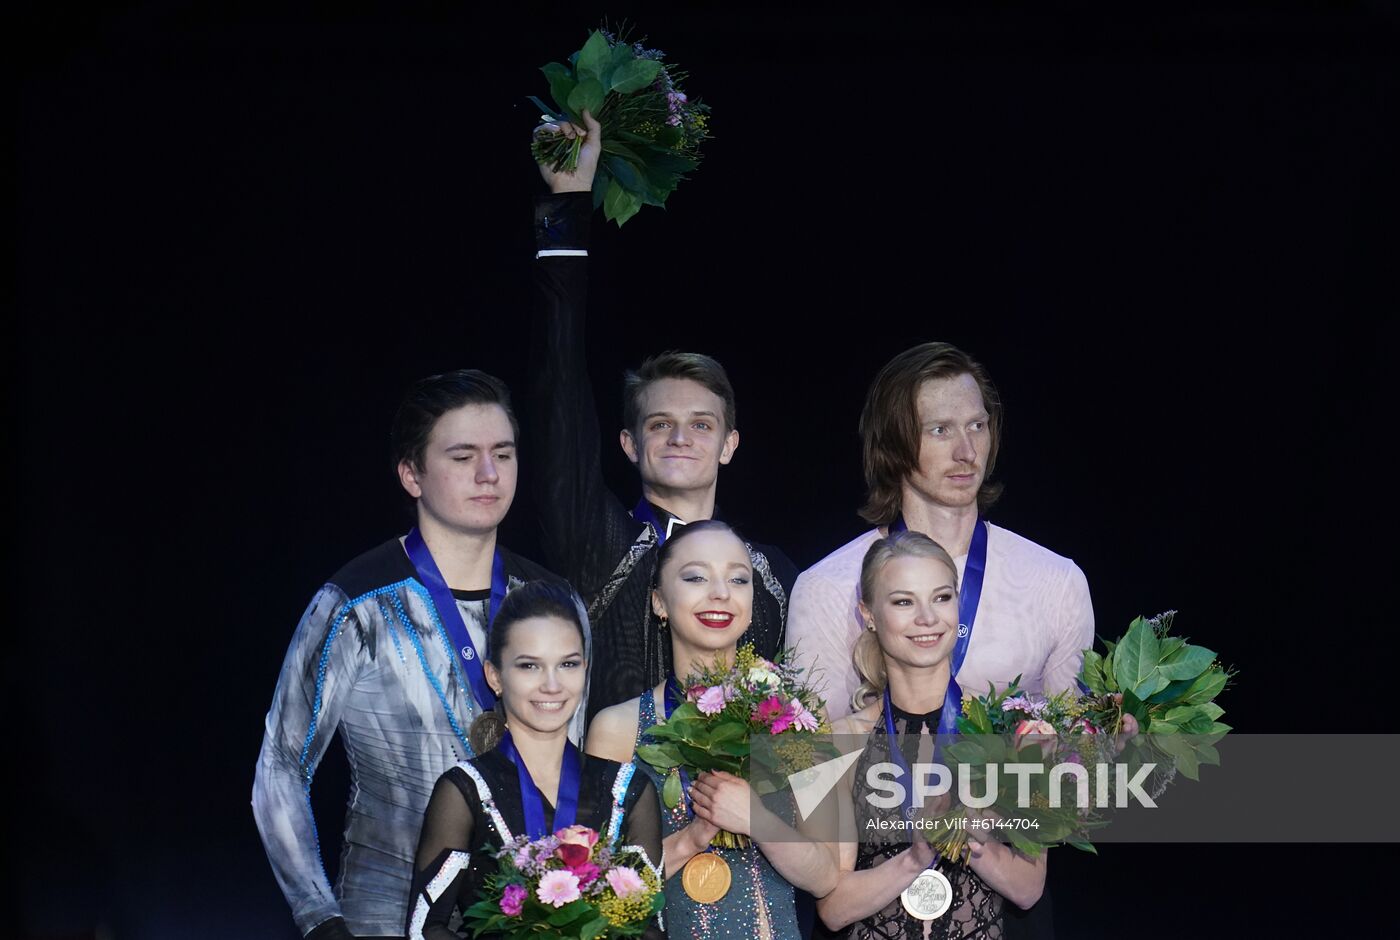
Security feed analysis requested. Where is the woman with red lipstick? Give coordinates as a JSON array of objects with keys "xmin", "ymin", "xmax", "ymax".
[
  {"xmin": 405, "ymin": 581, "xmax": 664, "ymax": 939},
  {"xmin": 587, "ymin": 520, "xmax": 838, "ymax": 939},
  {"xmin": 817, "ymin": 532, "xmax": 1045, "ymax": 939}
]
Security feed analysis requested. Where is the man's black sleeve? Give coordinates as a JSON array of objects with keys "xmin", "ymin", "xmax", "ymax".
[{"xmin": 527, "ymin": 192, "xmax": 641, "ymax": 599}]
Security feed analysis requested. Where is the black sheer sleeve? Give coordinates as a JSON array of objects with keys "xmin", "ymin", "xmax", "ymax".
[
  {"xmin": 619, "ymin": 772, "xmax": 666, "ymax": 940},
  {"xmin": 405, "ymin": 772, "xmax": 476, "ymax": 940},
  {"xmin": 528, "ymin": 193, "xmax": 641, "ymax": 598},
  {"xmin": 621, "ymin": 772, "xmax": 664, "ymax": 874}
]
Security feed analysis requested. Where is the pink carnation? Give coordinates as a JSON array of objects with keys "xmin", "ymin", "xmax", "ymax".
[
  {"xmin": 573, "ymin": 861, "xmax": 602, "ymax": 888},
  {"xmin": 500, "ymin": 883, "xmax": 527, "ymax": 916},
  {"xmin": 606, "ymin": 865, "xmax": 647, "ymax": 898},
  {"xmin": 697, "ymin": 685, "xmax": 729, "ymax": 715},
  {"xmin": 536, "ymin": 870, "xmax": 581, "ymax": 907}
]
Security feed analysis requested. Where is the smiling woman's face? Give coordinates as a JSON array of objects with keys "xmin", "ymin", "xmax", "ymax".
[
  {"xmin": 484, "ymin": 615, "xmax": 586, "ymax": 736},
  {"xmin": 652, "ymin": 527, "xmax": 754, "ymax": 657},
  {"xmin": 860, "ymin": 554, "xmax": 960, "ymax": 672}
]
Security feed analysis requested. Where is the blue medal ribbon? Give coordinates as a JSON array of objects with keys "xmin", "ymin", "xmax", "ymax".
[
  {"xmin": 497, "ymin": 731, "xmax": 582, "ymax": 840},
  {"xmin": 633, "ymin": 499, "xmax": 685, "ymax": 547},
  {"xmin": 404, "ymin": 527, "xmax": 507, "ymax": 711},
  {"xmin": 887, "ymin": 515, "xmax": 988, "ymax": 735}
]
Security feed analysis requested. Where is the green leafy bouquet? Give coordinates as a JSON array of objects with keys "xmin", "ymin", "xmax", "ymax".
[
  {"xmin": 530, "ymin": 28, "xmax": 710, "ymax": 226},
  {"xmin": 943, "ymin": 612, "xmax": 1235, "ymax": 860},
  {"xmin": 635, "ymin": 645, "xmax": 830, "ymax": 848}
]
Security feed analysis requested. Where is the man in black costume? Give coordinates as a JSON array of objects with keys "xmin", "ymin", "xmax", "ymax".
[{"xmin": 527, "ymin": 114, "xmax": 795, "ymax": 720}]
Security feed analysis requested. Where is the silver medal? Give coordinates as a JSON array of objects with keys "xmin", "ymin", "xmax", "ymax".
[{"xmin": 900, "ymin": 867, "xmax": 953, "ymax": 920}]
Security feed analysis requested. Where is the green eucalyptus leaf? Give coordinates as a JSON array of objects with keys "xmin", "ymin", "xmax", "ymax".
[
  {"xmin": 604, "ymin": 157, "xmax": 643, "ymax": 195},
  {"xmin": 1158, "ymin": 636, "xmax": 1185, "ymax": 660},
  {"xmin": 610, "ymin": 57, "xmax": 663, "ymax": 94},
  {"xmin": 1144, "ymin": 676, "xmax": 1195, "ymax": 705},
  {"xmin": 662, "ymin": 768, "xmax": 683, "ymax": 808},
  {"xmin": 1163, "ymin": 705, "xmax": 1203, "ymax": 725},
  {"xmin": 1113, "ymin": 618, "xmax": 1169, "ymax": 699},
  {"xmin": 1067, "ymin": 839, "xmax": 1098, "ymax": 854},
  {"xmin": 1196, "ymin": 702, "xmax": 1225, "ymax": 721},
  {"xmin": 575, "ymin": 31, "xmax": 611, "ymax": 82},
  {"xmin": 546, "ymin": 899, "xmax": 591, "ymax": 926},
  {"xmin": 608, "ymin": 40, "xmax": 635, "ymax": 70},
  {"xmin": 635, "ymin": 742, "xmax": 681, "ymax": 770},
  {"xmin": 566, "ymin": 79, "xmax": 605, "ymax": 120},
  {"xmin": 1180, "ymin": 668, "xmax": 1229, "ymax": 705},
  {"xmin": 1080, "ymin": 650, "xmax": 1107, "ymax": 694},
  {"xmin": 540, "ymin": 63, "xmax": 576, "ymax": 115},
  {"xmin": 1158, "ymin": 645, "xmax": 1216, "ymax": 681},
  {"xmin": 676, "ymin": 742, "xmax": 712, "ymax": 767},
  {"xmin": 603, "ymin": 180, "xmax": 642, "ymax": 225}
]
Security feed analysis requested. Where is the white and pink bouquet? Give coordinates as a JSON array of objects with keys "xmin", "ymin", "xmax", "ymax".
[
  {"xmin": 635, "ymin": 645, "xmax": 830, "ymax": 847},
  {"xmin": 462, "ymin": 824, "xmax": 662, "ymax": 939}
]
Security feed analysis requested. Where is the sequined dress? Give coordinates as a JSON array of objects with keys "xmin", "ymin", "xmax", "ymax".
[
  {"xmin": 848, "ymin": 703, "xmax": 1004, "ymax": 940},
  {"xmin": 405, "ymin": 750, "xmax": 664, "ymax": 939},
  {"xmin": 635, "ymin": 689, "xmax": 803, "ymax": 939}
]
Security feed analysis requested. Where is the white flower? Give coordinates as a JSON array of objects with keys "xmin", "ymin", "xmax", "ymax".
[{"xmin": 747, "ymin": 666, "xmax": 780, "ymax": 691}]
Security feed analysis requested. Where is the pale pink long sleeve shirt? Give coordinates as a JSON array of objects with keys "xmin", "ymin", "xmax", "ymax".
[{"xmin": 786, "ymin": 524, "xmax": 1094, "ymax": 720}]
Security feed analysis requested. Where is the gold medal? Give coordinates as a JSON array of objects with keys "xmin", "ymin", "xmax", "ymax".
[
  {"xmin": 900, "ymin": 867, "xmax": 953, "ymax": 920},
  {"xmin": 681, "ymin": 851, "xmax": 731, "ymax": 903}
]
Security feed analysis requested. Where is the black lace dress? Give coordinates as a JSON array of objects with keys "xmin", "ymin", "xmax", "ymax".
[
  {"xmin": 405, "ymin": 749, "xmax": 664, "ymax": 940},
  {"xmin": 849, "ymin": 703, "xmax": 1004, "ymax": 940}
]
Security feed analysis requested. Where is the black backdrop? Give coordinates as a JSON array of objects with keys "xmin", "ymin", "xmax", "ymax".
[{"xmin": 15, "ymin": 2, "xmax": 1398, "ymax": 938}]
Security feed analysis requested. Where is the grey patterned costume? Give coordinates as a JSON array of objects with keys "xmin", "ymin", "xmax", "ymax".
[{"xmin": 252, "ymin": 537, "xmax": 557, "ymax": 937}]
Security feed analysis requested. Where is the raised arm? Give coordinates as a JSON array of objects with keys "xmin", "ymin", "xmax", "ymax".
[
  {"xmin": 527, "ymin": 114, "xmax": 639, "ymax": 594},
  {"xmin": 251, "ymin": 586, "xmax": 360, "ymax": 940}
]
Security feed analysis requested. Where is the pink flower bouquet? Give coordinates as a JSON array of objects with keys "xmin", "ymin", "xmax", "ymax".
[
  {"xmin": 635, "ymin": 645, "xmax": 830, "ymax": 847},
  {"xmin": 462, "ymin": 824, "xmax": 661, "ymax": 939}
]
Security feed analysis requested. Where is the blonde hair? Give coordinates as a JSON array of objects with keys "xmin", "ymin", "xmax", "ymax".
[{"xmin": 851, "ymin": 531, "xmax": 960, "ymax": 711}]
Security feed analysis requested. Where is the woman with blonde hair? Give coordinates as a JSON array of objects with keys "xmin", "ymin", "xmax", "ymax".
[{"xmin": 818, "ymin": 531, "xmax": 1045, "ymax": 939}]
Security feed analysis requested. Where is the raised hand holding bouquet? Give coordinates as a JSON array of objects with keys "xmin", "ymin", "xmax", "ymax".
[
  {"xmin": 530, "ymin": 27, "xmax": 710, "ymax": 225},
  {"xmin": 462, "ymin": 824, "xmax": 663, "ymax": 939},
  {"xmin": 635, "ymin": 644, "xmax": 828, "ymax": 849}
]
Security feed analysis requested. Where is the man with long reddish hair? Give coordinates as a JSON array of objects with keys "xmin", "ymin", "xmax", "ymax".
[{"xmin": 787, "ymin": 342, "xmax": 1094, "ymax": 721}]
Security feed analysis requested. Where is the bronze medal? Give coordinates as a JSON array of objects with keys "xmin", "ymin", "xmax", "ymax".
[
  {"xmin": 681, "ymin": 851, "xmax": 731, "ymax": 903},
  {"xmin": 900, "ymin": 868, "xmax": 953, "ymax": 920}
]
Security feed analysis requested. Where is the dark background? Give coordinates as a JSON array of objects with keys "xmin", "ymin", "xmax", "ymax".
[{"xmin": 14, "ymin": 1, "xmax": 1397, "ymax": 937}]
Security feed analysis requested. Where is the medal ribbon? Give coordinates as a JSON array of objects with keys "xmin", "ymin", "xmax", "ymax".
[
  {"xmin": 888, "ymin": 515, "xmax": 988, "ymax": 735},
  {"xmin": 404, "ymin": 527, "xmax": 507, "ymax": 710},
  {"xmin": 633, "ymin": 499, "xmax": 685, "ymax": 547},
  {"xmin": 883, "ymin": 515, "xmax": 989, "ymax": 865},
  {"xmin": 497, "ymin": 731, "xmax": 582, "ymax": 840}
]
